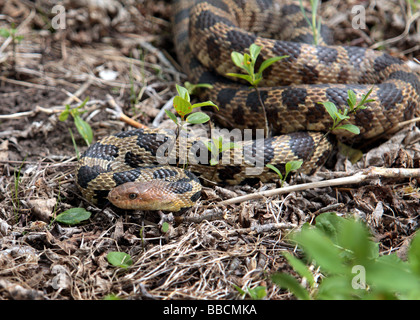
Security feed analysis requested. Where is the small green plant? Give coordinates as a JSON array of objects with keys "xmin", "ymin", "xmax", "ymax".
[
  {"xmin": 266, "ymin": 161, "xmax": 303, "ymax": 187},
  {"xmin": 165, "ymin": 84, "xmax": 218, "ymax": 166},
  {"xmin": 299, "ymin": 0, "xmax": 322, "ymax": 45},
  {"xmin": 319, "ymin": 88, "xmax": 374, "ymax": 135},
  {"xmin": 271, "ymin": 212, "xmax": 420, "ymax": 300},
  {"xmin": 202, "ymin": 135, "xmax": 239, "ymax": 181},
  {"xmin": 12, "ymin": 158, "xmax": 26, "ymax": 222},
  {"xmin": 227, "ymin": 44, "xmax": 288, "ymax": 138},
  {"xmin": 54, "ymin": 208, "xmax": 91, "ymax": 225},
  {"xmin": 203, "ymin": 136, "xmax": 238, "ymax": 166},
  {"xmin": 166, "ymin": 84, "xmax": 218, "ymax": 126},
  {"xmin": 301, "ymin": 88, "xmax": 375, "ymax": 167},
  {"xmin": 59, "ymin": 97, "xmax": 93, "ymax": 148},
  {"xmin": 107, "ymin": 252, "xmax": 133, "ymax": 268},
  {"xmin": 0, "ymin": 23, "xmax": 24, "ymax": 70},
  {"xmin": 234, "ymin": 285, "xmax": 267, "ymax": 300}
]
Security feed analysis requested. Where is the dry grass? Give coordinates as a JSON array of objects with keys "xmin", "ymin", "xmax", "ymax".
[{"xmin": 0, "ymin": 0, "xmax": 419, "ymax": 300}]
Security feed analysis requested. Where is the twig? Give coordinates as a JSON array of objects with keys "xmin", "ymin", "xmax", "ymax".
[
  {"xmin": 0, "ymin": 76, "xmax": 53, "ymax": 90},
  {"xmin": 220, "ymin": 167, "xmax": 420, "ymax": 206},
  {"xmin": 105, "ymin": 94, "xmax": 148, "ymax": 129},
  {"xmin": 62, "ymin": 79, "xmax": 93, "ymax": 106},
  {"xmin": 370, "ymin": 11, "xmax": 420, "ymax": 49},
  {"xmin": 228, "ymin": 222, "xmax": 298, "ymax": 235}
]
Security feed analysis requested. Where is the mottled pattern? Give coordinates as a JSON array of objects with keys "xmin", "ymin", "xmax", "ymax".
[
  {"xmin": 173, "ymin": 0, "xmax": 420, "ymax": 140},
  {"xmin": 77, "ymin": 0, "xmax": 420, "ymax": 211},
  {"xmin": 76, "ymin": 128, "xmax": 331, "ymax": 210}
]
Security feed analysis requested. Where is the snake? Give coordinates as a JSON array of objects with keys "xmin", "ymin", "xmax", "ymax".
[{"xmin": 76, "ymin": 0, "xmax": 420, "ymax": 211}]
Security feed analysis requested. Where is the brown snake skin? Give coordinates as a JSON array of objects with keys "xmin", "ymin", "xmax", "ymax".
[
  {"xmin": 173, "ymin": 0, "xmax": 420, "ymax": 140},
  {"xmin": 76, "ymin": 0, "xmax": 420, "ymax": 211}
]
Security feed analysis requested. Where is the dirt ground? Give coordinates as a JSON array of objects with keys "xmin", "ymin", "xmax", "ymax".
[{"xmin": 0, "ymin": 0, "xmax": 419, "ymax": 300}]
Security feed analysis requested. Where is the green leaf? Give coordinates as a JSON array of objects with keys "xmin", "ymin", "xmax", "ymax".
[
  {"xmin": 0, "ymin": 28, "xmax": 11, "ymax": 38},
  {"xmin": 220, "ymin": 142, "xmax": 238, "ymax": 152},
  {"xmin": 247, "ymin": 286, "xmax": 267, "ymax": 300},
  {"xmin": 186, "ymin": 112, "xmax": 210, "ymax": 124},
  {"xmin": 191, "ymin": 100, "xmax": 219, "ymax": 110},
  {"xmin": 283, "ymin": 252, "xmax": 315, "ymax": 287},
  {"xmin": 319, "ymin": 101, "xmax": 338, "ymax": 121},
  {"xmin": 233, "ymin": 284, "xmax": 247, "ymax": 296},
  {"xmin": 347, "ymin": 90, "xmax": 357, "ymax": 108},
  {"xmin": 242, "ymin": 53, "xmax": 254, "ymax": 75},
  {"xmin": 316, "ymin": 274, "xmax": 363, "ymax": 300},
  {"xmin": 271, "ymin": 273, "xmax": 311, "ymax": 300},
  {"xmin": 285, "ymin": 160, "xmax": 303, "ymax": 174},
  {"xmin": 408, "ymin": 231, "xmax": 420, "ymax": 276},
  {"xmin": 184, "ymin": 82, "xmax": 213, "ymax": 94},
  {"xmin": 58, "ymin": 110, "xmax": 70, "ymax": 122},
  {"xmin": 106, "ymin": 252, "xmax": 133, "ymax": 268},
  {"xmin": 226, "ymin": 73, "xmax": 253, "ymax": 84},
  {"xmin": 358, "ymin": 86, "xmax": 374, "ymax": 107},
  {"xmin": 165, "ymin": 109, "xmax": 178, "ymax": 124},
  {"xmin": 266, "ymin": 163, "xmax": 283, "ymax": 180},
  {"xmin": 161, "ymin": 222, "xmax": 170, "ymax": 233},
  {"xmin": 74, "ymin": 116, "xmax": 93, "ymax": 145},
  {"xmin": 337, "ymin": 217, "xmax": 377, "ymax": 263},
  {"xmin": 103, "ymin": 294, "xmax": 121, "ymax": 300},
  {"xmin": 367, "ymin": 254, "xmax": 420, "ymax": 293},
  {"xmin": 258, "ymin": 55, "xmax": 288, "ymax": 74},
  {"xmin": 334, "ymin": 111, "xmax": 350, "ymax": 122},
  {"xmin": 334, "ymin": 124, "xmax": 360, "ymax": 135},
  {"xmin": 77, "ymin": 96, "xmax": 90, "ymax": 110},
  {"xmin": 249, "ymin": 44, "xmax": 261, "ymax": 61},
  {"xmin": 173, "ymin": 95, "xmax": 192, "ymax": 116},
  {"xmin": 292, "ymin": 227, "xmax": 346, "ymax": 274},
  {"xmin": 313, "ymin": 212, "xmax": 342, "ymax": 242},
  {"xmin": 231, "ymin": 52, "xmax": 245, "ymax": 69},
  {"xmin": 55, "ymin": 208, "xmax": 91, "ymax": 225},
  {"xmin": 176, "ymin": 84, "xmax": 190, "ymax": 101},
  {"xmin": 209, "ymin": 158, "xmax": 219, "ymax": 166}
]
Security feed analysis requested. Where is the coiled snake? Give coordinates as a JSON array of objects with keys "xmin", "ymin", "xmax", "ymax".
[{"xmin": 76, "ymin": 0, "xmax": 420, "ymax": 211}]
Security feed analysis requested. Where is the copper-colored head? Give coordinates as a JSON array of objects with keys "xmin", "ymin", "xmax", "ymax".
[{"xmin": 107, "ymin": 181, "xmax": 180, "ymax": 211}]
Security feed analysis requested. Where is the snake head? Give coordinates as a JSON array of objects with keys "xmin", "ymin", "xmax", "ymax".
[{"xmin": 107, "ymin": 181, "xmax": 183, "ymax": 211}]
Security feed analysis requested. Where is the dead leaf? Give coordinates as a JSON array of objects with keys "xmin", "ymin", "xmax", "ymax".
[{"xmin": 28, "ymin": 198, "xmax": 57, "ymax": 222}]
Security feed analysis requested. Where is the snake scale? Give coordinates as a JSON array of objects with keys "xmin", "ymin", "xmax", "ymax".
[{"xmin": 76, "ymin": 0, "xmax": 420, "ymax": 211}]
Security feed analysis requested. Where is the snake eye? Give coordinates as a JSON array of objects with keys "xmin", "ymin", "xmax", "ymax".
[{"xmin": 128, "ymin": 193, "xmax": 137, "ymax": 200}]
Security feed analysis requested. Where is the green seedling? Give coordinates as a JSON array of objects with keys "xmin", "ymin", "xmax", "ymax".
[
  {"xmin": 299, "ymin": 0, "xmax": 322, "ymax": 45},
  {"xmin": 165, "ymin": 84, "xmax": 218, "ymax": 125},
  {"xmin": 319, "ymin": 88, "xmax": 374, "ymax": 135},
  {"xmin": 227, "ymin": 43, "xmax": 288, "ymax": 138},
  {"xmin": 0, "ymin": 23, "xmax": 24, "ymax": 70},
  {"xmin": 59, "ymin": 97, "xmax": 93, "ymax": 147},
  {"xmin": 234, "ymin": 285, "xmax": 267, "ymax": 300},
  {"xmin": 271, "ymin": 212, "xmax": 420, "ymax": 300},
  {"xmin": 266, "ymin": 161, "xmax": 303, "ymax": 187}
]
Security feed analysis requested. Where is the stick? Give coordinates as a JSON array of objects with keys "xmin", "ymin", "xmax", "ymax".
[
  {"xmin": 219, "ymin": 167, "xmax": 420, "ymax": 206},
  {"xmin": 105, "ymin": 94, "xmax": 148, "ymax": 129}
]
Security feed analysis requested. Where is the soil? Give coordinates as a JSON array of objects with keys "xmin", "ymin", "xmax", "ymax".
[{"xmin": 0, "ymin": 0, "xmax": 419, "ymax": 300}]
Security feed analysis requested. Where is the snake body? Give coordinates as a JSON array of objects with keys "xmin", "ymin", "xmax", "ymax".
[{"xmin": 76, "ymin": 0, "xmax": 420, "ymax": 211}]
